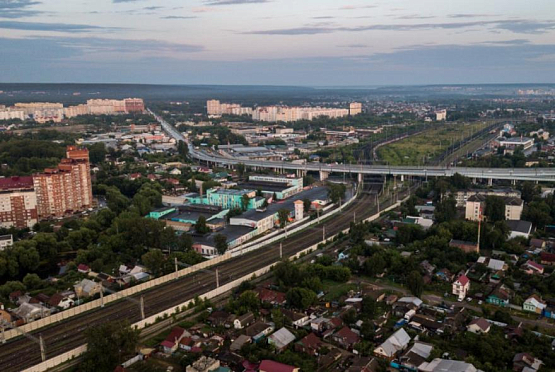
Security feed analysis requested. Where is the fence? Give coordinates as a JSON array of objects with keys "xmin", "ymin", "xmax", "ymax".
[
  {"xmin": 22, "ymin": 189, "xmax": 408, "ymax": 372},
  {"xmin": 2, "ymin": 252, "xmax": 231, "ymax": 342}
]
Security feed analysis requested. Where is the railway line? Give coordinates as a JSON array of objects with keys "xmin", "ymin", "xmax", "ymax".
[{"xmin": 0, "ymin": 183, "xmax": 409, "ymax": 372}]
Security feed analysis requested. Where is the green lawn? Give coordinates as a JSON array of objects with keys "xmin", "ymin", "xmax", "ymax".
[
  {"xmin": 322, "ymin": 280, "xmax": 357, "ymax": 301},
  {"xmin": 377, "ymin": 122, "xmax": 487, "ymax": 166}
]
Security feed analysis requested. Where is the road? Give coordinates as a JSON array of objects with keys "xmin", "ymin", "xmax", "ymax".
[
  {"xmin": 148, "ymin": 110, "xmax": 555, "ymax": 183},
  {"xmin": 0, "ymin": 181, "xmax": 414, "ymax": 372}
]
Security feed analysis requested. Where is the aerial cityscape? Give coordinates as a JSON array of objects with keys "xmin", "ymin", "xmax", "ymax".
[{"xmin": 1, "ymin": 1, "xmax": 555, "ymax": 372}]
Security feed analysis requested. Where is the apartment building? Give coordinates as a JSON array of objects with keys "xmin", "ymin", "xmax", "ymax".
[
  {"xmin": 452, "ymin": 189, "xmax": 521, "ymax": 207},
  {"xmin": 33, "ymin": 146, "xmax": 93, "ymax": 219},
  {"xmin": 349, "ymin": 102, "xmax": 362, "ymax": 116},
  {"xmin": 0, "ymin": 176, "xmax": 38, "ymax": 229},
  {"xmin": 465, "ymin": 194, "xmax": 523, "ymax": 221}
]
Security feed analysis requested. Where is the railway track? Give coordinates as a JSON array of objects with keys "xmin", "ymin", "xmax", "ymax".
[{"xmin": 0, "ymin": 185, "xmax": 410, "ymax": 372}]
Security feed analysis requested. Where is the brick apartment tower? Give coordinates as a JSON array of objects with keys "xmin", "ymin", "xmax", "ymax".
[
  {"xmin": 0, "ymin": 176, "xmax": 38, "ymax": 228},
  {"xmin": 33, "ymin": 146, "xmax": 93, "ymax": 219}
]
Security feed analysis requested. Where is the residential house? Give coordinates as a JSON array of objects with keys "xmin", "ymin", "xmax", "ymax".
[
  {"xmin": 513, "ymin": 353, "xmax": 543, "ymax": 372},
  {"xmin": 268, "ymin": 327, "xmax": 296, "ymax": 352},
  {"xmin": 410, "ymin": 314, "xmax": 445, "ymax": 335},
  {"xmin": 373, "ymin": 328, "xmax": 411, "ymax": 360},
  {"xmin": 540, "ymin": 252, "xmax": 555, "ymax": 266},
  {"xmin": 310, "ymin": 317, "xmax": 331, "ymax": 334},
  {"xmin": 47, "ymin": 293, "xmax": 74, "ymax": 309},
  {"xmin": 185, "ymin": 356, "xmax": 220, "ymax": 372},
  {"xmin": 295, "ymin": 333, "xmax": 322, "ymax": 356},
  {"xmin": 523, "ymin": 260, "xmax": 544, "ymax": 275},
  {"xmin": 487, "ymin": 285, "xmax": 511, "ymax": 307},
  {"xmin": 234, "ymin": 312, "xmax": 254, "ymax": 329},
  {"xmin": 77, "ymin": 264, "xmax": 90, "ymax": 274},
  {"xmin": 453, "ymin": 275, "xmax": 470, "ymax": 301},
  {"xmin": 332, "ymin": 326, "xmax": 361, "ymax": 350},
  {"xmin": 398, "ymin": 341, "xmax": 433, "ymax": 370},
  {"xmin": 281, "ymin": 309, "xmax": 309, "ymax": 328},
  {"xmin": 13, "ymin": 302, "xmax": 51, "ymax": 323},
  {"xmin": 257, "ymin": 288, "xmax": 286, "ymax": 306},
  {"xmin": 345, "ymin": 357, "xmax": 379, "ymax": 372},
  {"xmin": 467, "ymin": 318, "xmax": 491, "ymax": 334},
  {"xmin": 465, "ymin": 194, "xmax": 523, "ymax": 221},
  {"xmin": 419, "ymin": 359, "xmax": 479, "ymax": 372},
  {"xmin": 259, "ymin": 360, "xmax": 299, "ymax": 372},
  {"xmin": 523, "ymin": 295, "xmax": 547, "ymax": 314},
  {"xmin": 161, "ymin": 327, "xmax": 188, "ymax": 354},
  {"xmin": 230, "ymin": 335, "xmax": 251, "ymax": 352},
  {"xmin": 530, "ymin": 238, "xmax": 546, "ymax": 250},
  {"xmin": 245, "ymin": 321, "xmax": 274, "ymax": 341},
  {"xmin": 207, "ymin": 311, "xmax": 230, "ymax": 327},
  {"xmin": 506, "ymin": 220, "xmax": 533, "ymax": 239},
  {"xmin": 420, "ymin": 260, "xmax": 436, "ymax": 275},
  {"xmin": 73, "ymin": 279, "xmax": 102, "ymax": 298},
  {"xmin": 436, "ymin": 268, "xmax": 454, "ymax": 282}
]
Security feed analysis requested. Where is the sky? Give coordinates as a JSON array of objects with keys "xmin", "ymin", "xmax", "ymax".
[{"xmin": 0, "ymin": 0, "xmax": 554, "ymax": 86}]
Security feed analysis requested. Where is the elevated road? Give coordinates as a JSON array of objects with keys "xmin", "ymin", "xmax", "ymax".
[{"xmin": 149, "ymin": 110, "xmax": 555, "ymax": 183}]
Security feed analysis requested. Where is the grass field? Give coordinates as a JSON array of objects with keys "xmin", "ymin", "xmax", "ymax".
[{"xmin": 377, "ymin": 122, "xmax": 490, "ymax": 166}]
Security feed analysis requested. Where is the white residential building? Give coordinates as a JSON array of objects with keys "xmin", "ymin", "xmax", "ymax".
[{"xmin": 452, "ymin": 275, "xmax": 470, "ymax": 301}]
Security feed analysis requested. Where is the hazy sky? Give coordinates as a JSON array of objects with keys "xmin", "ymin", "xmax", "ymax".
[{"xmin": 1, "ymin": 0, "xmax": 554, "ymax": 85}]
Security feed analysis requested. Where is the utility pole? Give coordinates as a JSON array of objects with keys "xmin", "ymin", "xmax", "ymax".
[
  {"xmin": 140, "ymin": 296, "xmax": 145, "ymax": 319},
  {"xmin": 174, "ymin": 257, "xmax": 178, "ymax": 273},
  {"xmin": 39, "ymin": 334, "xmax": 45, "ymax": 362},
  {"xmin": 322, "ymin": 225, "xmax": 326, "ymax": 242},
  {"xmin": 216, "ymin": 268, "xmax": 219, "ymax": 288},
  {"xmin": 280, "ymin": 242, "xmax": 283, "ymax": 259}
]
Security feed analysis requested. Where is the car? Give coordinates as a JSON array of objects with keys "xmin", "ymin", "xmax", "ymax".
[
  {"xmin": 466, "ymin": 297, "xmax": 472, "ymax": 302},
  {"xmin": 478, "ymin": 300, "xmax": 483, "ymax": 305}
]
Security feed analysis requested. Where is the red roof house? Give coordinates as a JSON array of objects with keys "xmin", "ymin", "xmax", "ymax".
[{"xmin": 259, "ymin": 360, "xmax": 299, "ymax": 372}]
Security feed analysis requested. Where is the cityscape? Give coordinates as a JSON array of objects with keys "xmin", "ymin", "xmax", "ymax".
[{"xmin": 0, "ymin": 1, "xmax": 555, "ymax": 372}]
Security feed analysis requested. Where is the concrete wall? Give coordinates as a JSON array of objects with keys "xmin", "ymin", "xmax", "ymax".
[{"xmin": 3, "ymin": 253, "xmax": 231, "ymax": 342}]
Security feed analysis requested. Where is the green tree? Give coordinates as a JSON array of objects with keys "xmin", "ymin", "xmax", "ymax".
[
  {"xmin": 361, "ymin": 296, "xmax": 376, "ymax": 318},
  {"xmin": 237, "ymin": 290, "xmax": 260, "ymax": 313},
  {"xmin": 141, "ymin": 249, "xmax": 165, "ymax": 276},
  {"xmin": 278, "ymin": 209, "xmax": 290, "ymax": 228},
  {"xmin": 434, "ymin": 196, "xmax": 457, "ymax": 223},
  {"xmin": 407, "ymin": 270, "xmax": 424, "ymax": 298},
  {"xmin": 23, "ymin": 273, "xmax": 43, "ymax": 290},
  {"xmin": 177, "ymin": 140, "xmax": 189, "ymax": 159},
  {"xmin": 484, "ymin": 195, "xmax": 506, "ymax": 223},
  {"xmin": 286, "ymin": 287, "xmax": 317, "ymax": 309},
  {"xmin": 86, "ymin": 142, "xmax": 107, "ymax": 164},
  {"xmin": 241, "ymin": 193, "xmax": 251, "ymax": 211},
  {"xmin": 236, "ymin": 163, "xmax": 246, "ymax": 177},
  {"xmin": 303, "ymin": 198, "xmax": 311, "ymax": 213},
  {"xmin": 214, "ymin": 234, "xmax": 228, "ymax": 255},
  {"xmin": 328, "ymin": 183, "xmax": 346, "ymax": 204},
  {"xmin": 81, "ymin": 320, "xmax": 140, "ymax": 372},
  {"xmin": 271, "ymin": 308, "xmax": 285, "ymax": 329},
  {"xmin": 195, "ymin": 215, "xmax": 210, "ymax": 234}
]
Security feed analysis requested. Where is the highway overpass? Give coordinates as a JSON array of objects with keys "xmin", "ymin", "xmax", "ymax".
[{"xmin": 149, "ymin": 109, "xmax": 555, "ymax": 183}]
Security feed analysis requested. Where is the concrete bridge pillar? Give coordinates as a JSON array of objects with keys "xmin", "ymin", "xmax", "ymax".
[
  {"xmin": 488, "ymin": 178, "xmax": 493, "ymax": 187},
  {"xmin": 357, "ymin": 173, "xmax": 363, "ymax": 183},
  {"xmin": 473, "ymin": 178, "xmax": 477, "ymax": 184},
  {"xmin": 319, "ymin": 171, "xmax": 330, "ymax": 181},
  {"xmin": 400, "ymin": 175, "xmax": 404, "ymax": 182},
  {"xmin": 512, "ymin": 179, "xmax": 516, "ymax": 186}
]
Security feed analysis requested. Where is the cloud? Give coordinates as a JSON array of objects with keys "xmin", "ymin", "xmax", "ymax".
[
  {"xmin": 161, "ymin": 15, "xmax": 197, "ymax": 19},
  {"xmin": 112, "ymin": 0, "xmax": 145, "ymax": 3},
  {"xmin": 312, "ymin": 16, "xmax": 335, "ymax": 20},
  {"xmin": 448, "ymin": 14, "xmax": 498, "ymax": 18},
  {"xmin": 338, "ymin": 44, "xmax": 369, "ymax": 48},
  {"xmin": 204, "ymin": 0, "xmax": 270, "ymax": 5},
  {"xmin": 477, "ymin": 39, "xmax": 530, "ymax": 45},
  {"xmin": 396, "ymin": 15, "xmax": 436, "ymax": 20},
  {"xmin": 0, "ymin": 0, "xmax": 42, "ymax": 18},
  {"xmin": 0, "ymin": 20, "xmax": 119, "ymax": 33},
  {"xmin": 339, "ymin": 5, "xmax": 377, "ymax": 10},
  {"xmin": 143, "ymin": 6, "xmax": 163, "ymax": 11},
  {"xmin": 0, "ymin": 36, "xmax": 203, "ymax": 58},
  {"xmin": 242, "ymin": 19, "xmax": 555, "ymax": 35}
]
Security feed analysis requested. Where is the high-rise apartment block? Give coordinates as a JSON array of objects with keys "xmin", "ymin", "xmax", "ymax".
[
  {"xmin": 206, "ymin": 100, "xmax": 250, "ymax": 116},
  {"xmin": 33, "ymin": 146, "xmax": 93, "ymax": 219},
  {"xmin": 0, "ymin": 146, "xmax": 93, "ymax": 228},
  {"xmin": 349, "ymin": 102, "xmax": 362, "ymax": 116},
  {"xmin": 1, "ymin": 99, "xmax": 145, "ymax": 122},
  {"xmin": 0, "ymin": 177, "xmax": 38, "ymax": 229}
]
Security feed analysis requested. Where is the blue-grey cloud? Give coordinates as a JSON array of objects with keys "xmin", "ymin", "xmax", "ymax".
[
  {"xmin": 161, "ymin": 15, "xmax": 197, "ymax": 19},
  {"xmin": 477, "ymin": 39, "xmax": 530, "ymax": 45},
  {"xmin": 205, "ymin": 0, "xmax": 270, "ymax": 5},
  {"xmin": 448, "ymin": 14, "xmax": 498, "ymax": 18},
  {"xmin": 338, "ymin": 44, "xmax": 369, "ymax": 48},
  {"xmin": 396, "ymin": 15, "xmax": 436, "ymax": 20},
  {"xmin": 0, "ymin": 0, "xmax": 41, "ymax": 18},
  {"xmin": 242, "ymin": 19, "xmax": 555, "ymax": 35},
  {"xmin": 0, "ymin": 20, "xmax": 120, "ymax": 32},
  {"xmin": 1, "ymin": 39, "xmax": 555, "ymax": 85}
]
